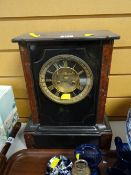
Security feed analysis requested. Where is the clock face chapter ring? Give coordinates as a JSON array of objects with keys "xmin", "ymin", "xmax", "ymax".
[{"xmin": 39, "ymin": 54, "xmax": 93, "ymax": 104}]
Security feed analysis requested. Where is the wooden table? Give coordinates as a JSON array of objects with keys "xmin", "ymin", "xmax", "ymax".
[{"xmin": 2, "ymin": 149, "xmax": 117, "ymax": 175}]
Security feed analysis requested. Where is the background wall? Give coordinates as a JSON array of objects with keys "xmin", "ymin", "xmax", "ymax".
[{"xmin": 0, "ymin": 0, "xmax": 131, "ymax": 122}]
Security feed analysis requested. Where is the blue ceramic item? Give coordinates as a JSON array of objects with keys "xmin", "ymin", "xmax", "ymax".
[
  {"xmin": 115, "ymin": 136, "xmax": 131, "ymax": 175},
  {"xmin": 74, "ymin": 144, "xmax": 102, "ymax": 169}
]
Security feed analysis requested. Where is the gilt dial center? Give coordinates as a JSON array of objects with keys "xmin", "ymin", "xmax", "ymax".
[{"xmin": 52, "ymin": 67, "xmax": 79, "ymax": 93}]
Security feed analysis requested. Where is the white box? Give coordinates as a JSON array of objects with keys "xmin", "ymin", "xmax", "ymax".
[{"xmin": 0, "ymin": 86, "xmax": 19, "ymax": 151}]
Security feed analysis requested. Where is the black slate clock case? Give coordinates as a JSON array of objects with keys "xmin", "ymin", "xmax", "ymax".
[
  {"xmin": 12, "ymin": 30, "xmax": 120, "ymax": 149},
  {"xmin": 29, "ymin": 41, "xmax": 102, "ymax": 126}
]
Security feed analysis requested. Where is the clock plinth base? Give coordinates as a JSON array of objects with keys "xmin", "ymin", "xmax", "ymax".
[{"xmin": 24, "ymin": 117, "xmax": 112, "ymax": 149}]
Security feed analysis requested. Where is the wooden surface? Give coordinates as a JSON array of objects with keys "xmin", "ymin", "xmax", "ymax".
[
  {"xmin": 0, "ymin": 0, "xmax": 131, "ymax": 120},
  {"xmin": 106, "ymin": 98, "xmax": 131, "ymax": 116},
  {"xmin": 15, "ymin": 99, "xmax": 30, "ymax": 118},
  {"xmin": 110, "ymin": 49, "xmax": 131, "ymax": 74},
  {"xmin": 3, "ymin": 149, "xmax": 117, "ymax": 175},
  {"xmin": 1, "ymin": 0, "xmax": 131, "ymax": 17},
  {"xmin": 0, "ymin": 153, "xmax": 6, "ymax": 175}
]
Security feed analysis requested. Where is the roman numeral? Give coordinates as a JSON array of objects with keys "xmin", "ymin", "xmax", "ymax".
[
  {"xmin": 55, "ymin": 91, "xmax": 60, "ymax": 97},
  {"xmin": 63, "ymin": 60, "xmax": 68, "ymax": 68},
  {"xmin": 53, "ymin": 63, "xmax": 60, "ymax": 70},
  {"xmin": 45, "ymin": 78, "xmax": 52, "ymax": 82},
  {"xmin": 78, "ymin": 70, "xmax": 84, "ymax": 75},
  {"xmin": 47, "ymin": 70, "xmax": 53, "ymax": 74},
  {"xmin": 72, "ymin": 91, "xmax": 77, "ymax": 96},
  {"xmin": 77, "ymin": 86, "xmax": 83, "ymax": 91},
  {"xmin": 73, "ymin": 63, "xmax": 76, "ymax": 69},
  {"xmin": 39, "ymin": 77, "xmax": 44, "ymax": 82},
  {"xmin": 48, "ymin": 85, "xmax": 54, "ymax": 91}
]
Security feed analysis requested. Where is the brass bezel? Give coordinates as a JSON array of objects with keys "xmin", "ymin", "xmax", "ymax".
[{"xmin": 39, "ymin": 54, "xmax": 93, "ymax": 104}]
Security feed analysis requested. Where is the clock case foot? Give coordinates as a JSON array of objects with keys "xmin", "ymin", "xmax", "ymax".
[{"xmin": 24, "ymin": 116, "xmax": 112, "ymax": 149}]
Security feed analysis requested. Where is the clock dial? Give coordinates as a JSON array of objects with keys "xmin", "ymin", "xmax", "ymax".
[{"xmin": 39, "ymin": 54, "xmax": 93, "ymax": 104}]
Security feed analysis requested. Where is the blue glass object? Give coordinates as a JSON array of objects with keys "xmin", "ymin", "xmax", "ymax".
[
  {"xmin": 74, "ymin": 144, "xmax": 102, "ymax": 169},
  {"xmin": 115, "ymin": 137, "xmax": 131, "ymax": 165},
  {"xmin": 109, "ymin": 109, "xmax": 131, "ymax": 175},
  {"xmin": 115, "ymin": 137, "xmax": 131, "ymax": 174}
]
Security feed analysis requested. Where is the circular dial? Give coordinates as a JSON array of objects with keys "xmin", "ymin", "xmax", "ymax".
[{"xmin": 39, "ymin": 54, "xmax": 93, "ymax": 104}]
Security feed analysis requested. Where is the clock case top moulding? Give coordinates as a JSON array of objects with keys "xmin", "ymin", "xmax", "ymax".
[{"xmin": 12, "ymin": 30, "xmax": 120, "ymax": 149}]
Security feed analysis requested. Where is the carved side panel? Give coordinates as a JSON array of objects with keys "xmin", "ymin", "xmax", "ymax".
[
  {"xmin": 96, "ymin": 41, "xmax": 114, "ymax": 123},
  {"xmin": 19, "ymin": 44, "xmax": 39, "ymax": 123}
]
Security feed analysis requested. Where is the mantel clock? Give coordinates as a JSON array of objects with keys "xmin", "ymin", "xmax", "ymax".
[{"xmin": 12, "ymin": 30, "xmax": 120, "ymax": 149}]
